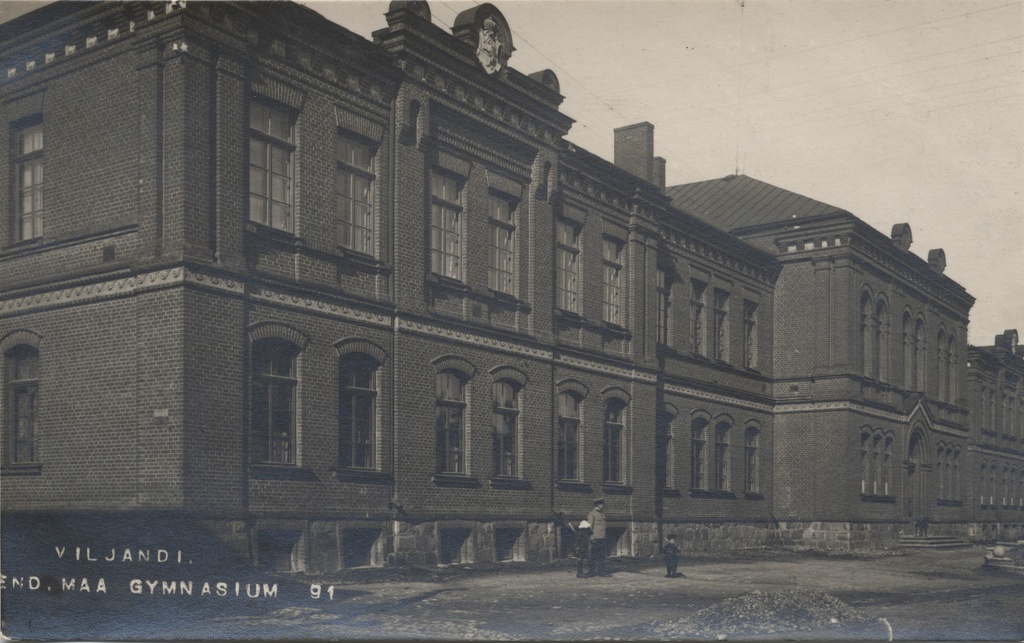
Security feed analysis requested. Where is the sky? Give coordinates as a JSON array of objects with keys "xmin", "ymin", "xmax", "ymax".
[{"xmin": 2, "ymin": 0, "xmax": 1022, "ymax": 345}]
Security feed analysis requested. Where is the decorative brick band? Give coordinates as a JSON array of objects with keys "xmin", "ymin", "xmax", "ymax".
[
  {"xmin": 396, "ymin": 318, "xmax": 551, "ymax": 360},
  {"xmin": 251, "ymin": 286, "xmax": 391, "ymax": 328},
  {"xmin": 664, "ymin": 384, "xmax": 772, "ymax": 413},
  {"xmin": 555, "ymin": 354, "xmax": 658, "ymax": 383}
]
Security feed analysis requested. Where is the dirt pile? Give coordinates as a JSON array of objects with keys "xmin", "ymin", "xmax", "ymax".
[{"xmin": 654, "ymin": 588, "xmax": 868, "ymax": 638}]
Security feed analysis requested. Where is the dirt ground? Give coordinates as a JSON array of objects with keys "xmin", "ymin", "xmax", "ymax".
[{"xmin": 4, "ymin": 545, "xmax": 1022, "ymax": 640}]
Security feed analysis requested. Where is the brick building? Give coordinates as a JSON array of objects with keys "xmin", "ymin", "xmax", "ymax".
[{"xmin": 1, "ymin": 1, "xmax": 1019, "ymax": 572}]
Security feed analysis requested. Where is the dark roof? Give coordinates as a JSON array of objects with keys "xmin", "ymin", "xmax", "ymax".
[{"xmin": 665, "ymin": 174, "xmax": 849, "ymax": 233}]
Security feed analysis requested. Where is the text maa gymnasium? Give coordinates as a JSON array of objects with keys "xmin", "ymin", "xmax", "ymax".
[{"xmin": 1, "ymin": 0, "xmax": 1022, "ymax": 572}]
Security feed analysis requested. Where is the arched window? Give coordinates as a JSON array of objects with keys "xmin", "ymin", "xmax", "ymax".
[
  {"xmin": 936, "ymin": 329, "xmax": 947, "ymax": 401},
  {"xmin": 875, "ymin": 298, "xmax": 889, "ymax": 382},
  {"xmin": 860, "ymin": 292, "xmax": 873, "ymax": 378},
  {"xmin": 603, "ymin": 399, "xmax": 626, "ymax": 483},
  {"xmin": 871, "ymin": 433, "xmax": 882, "ymax": 494},
  {"xmin": 656, "ymin": 406, "xmax": 677, "ymax": 490},
  {"xmin": 882, "ymin": 434, "xmax": 893, "ymax": 496},
  {"xmin": 936, "ymin": 444, "xmax": 946, "ymax": 500},
  {"xmin": 436, "ymin": 371, "xmax": 468, "ymax": 474},
  {"xmin": 901, "ymin": 313, "xmax": 912, "ymax": 389},
  {"xmin": 952, "ymin": 448, "xmax": 961, "ymax": 501},
  {"xmin": 914, "ymin": 318, "xmax": 926, "ymax": 391},
  {"xmin": 947, "ymin": 334, "xmax": 958, "ymax": 402},
  {"xmin": 860, "ymin": 431, "xmax": 872, "ymax": 494},
  {"xmin": 691, "ymin": 414, "xmax": 709, "ymax": 490},
  {"xmin": 492, "ymin": 381, "xmax": 520, "ymax": 478},
  {"xmin": 5, "ymin": 346, "xmax": 39, "ymax": 464},
  {"xmin": 980, "ymin": 461, "xmax": 988, "ymax": 506},
  {"xmin": 714, "ymin": 419, "xmax": 731, "ymax": 491},
  {"xmin": 557, "ymin": 392, "xmax": 582, "ymax": 481},
  {"xmin": 339, "ymin": 354, "xmax": 379, "ymax": 470},
  {"xmin": 744, "ymin": 425, "xmax": 759, "ymax": 494},
  {"xmin": 252, "ymin": 339, "xmax": 300, "ymax": 464},
  {"xmin": 1003, "ymin": 465, "xmax": 1011, "ymax": 506}
]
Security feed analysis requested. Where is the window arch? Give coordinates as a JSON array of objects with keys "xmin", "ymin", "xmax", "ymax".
[
  {"xmin": 436, "ymin": 369, "xmax": 469, "ymax": 474},
  {"xmin": 744, "ymin": 423, "xmax": 760, "ymax": 494},
  {"xmin": 860, "ymin": 290, "xmax": 874, "ymax": 378},
  {"xmin": 875, "ymin": 297, "xmax": 889, "ymax": 382},
  {"xmin": 603, "ymin": 398, "xmax": 627, "ymax": 484},
  {"xmin": 5, "ymin": 345, "xmax": 40, "ymax": 465},
  {"xmin": 691, "ymin": 411, "xmax": 710, "ymax": 490},
  {"xmin": 657, "ymin": 405, "xmax": 677, "ymax": 490},
  {"xmin": 936, "ymin": 328, "xmax": 947, "ymax": 401},
  {"xmin": 713, "ymin": 416, "xmax": 732, "ymax": 491},
  {"xmin": 492, "ymin": 379, "xmax": 521, "ymax": 478},
  {"xmin": 338, "ymin": 353, "xmax": 380, "ymax": 470},
  {"xmin": 251, "ymin": 339, "xmax": 301, "ymax": 465}
]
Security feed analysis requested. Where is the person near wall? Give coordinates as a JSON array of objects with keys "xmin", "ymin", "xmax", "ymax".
[
  {"xmin": 586, "ymin": 498, "xmax": 611, "ymax": 577},
  {"xmin": 573, "ymin": 520, "xmax": 593, "ymax": 578},
  {"xmin": 663, "ymin": 534, "xmax": 683, "ymax": 578}
]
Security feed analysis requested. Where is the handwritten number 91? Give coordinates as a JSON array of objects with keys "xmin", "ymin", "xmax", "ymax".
[{"xmin": 310, "ymin": 583, "xmax": 335, "ymax": 600}]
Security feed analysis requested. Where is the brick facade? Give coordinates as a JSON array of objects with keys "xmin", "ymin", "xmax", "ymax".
[{"xmin": 1, "ymin": 1, "xmax": 1020, "ymax": 572}]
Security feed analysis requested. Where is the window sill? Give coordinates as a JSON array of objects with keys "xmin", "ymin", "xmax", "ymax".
[
  {"xmin": 333, "ymin": 468, "xmax": 393, "ymax": 485},
  {"xmin": 555, "ymin": 480, "xmax": 592, "ymax": 493},
  {"xmin": 860, "ymin": 493, "xmax": 897, "ymax": 504},
  {"xmin": 489, "ymin": 477, "xmax": 533, "ymax": 491},
  {"xmin": 601, "ymin": 322, "xmax": 631, "ymax": 339},
  {"xmin": 432, "ymin": 473, "xmax": 481, "ymax": 488},
  {"xmin": 1, "ymin": 462, "xmax": 42, "ymax": 476},
  {"xmin": 744, "ymin": 492, "xmax": 765, "ymax": 501},
  {"xmin": 601, "ymin": 483, "xmax": 633, "ymax": 495},
  {"xmin": 659, "ymin": 488, "xmax": 682, "ymax": 498},
  {"xmin": 246, "ymin": 220, "xmax": 297, "ymax": 241},
  {"xmin": 553, "ymin": 309, "xmax": 585, "ymax": 325},
  {"xmin": 426, "ymin": 273, "xmax": 469, "ymax": 292},
  {"xmin": 487, "ymin": 289, "xmax": 531, "ymax": 312},
  {"xmin": 249, "ymin": 465, "xmax": 319, "ymax": 481},
  {"xmin": 935, "ymin": 498, "xmax": 962, "ymax": 507},
  {"xmin": 690, "ymin": 489, "xmax": 737, "ymax": 500}
]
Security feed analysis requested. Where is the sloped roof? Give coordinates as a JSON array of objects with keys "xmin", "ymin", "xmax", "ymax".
[{"xmin": 665, "ymin": 174, "xmax": 849, "ymax": 233}]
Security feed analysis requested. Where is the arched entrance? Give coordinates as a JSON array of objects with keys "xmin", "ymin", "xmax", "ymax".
[{"xmin": 905, "ymin": 426, "xmax": 930, "ymax": 528}]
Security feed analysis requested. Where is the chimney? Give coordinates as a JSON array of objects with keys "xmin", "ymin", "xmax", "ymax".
[
  {"xmin": 927, "ymin": 248, "xmax": 946, "ymax": 274},
  {"xmin": 653, "ymin": 156, "xmax": 666, "ymax": 191},
  {"xmin": 890, "ymin": 223, "xmax": 912, "ymax": 251},
  {"xmin": 614, "ymin": 122, "xmax": 655, "ymax": 185}
]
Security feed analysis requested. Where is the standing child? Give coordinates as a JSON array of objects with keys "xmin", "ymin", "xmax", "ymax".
[
  {"xmin": 663, "ymin": 534, "xmax": 683, "ymax": 578},
  {"xmin": 574, "ymin": 520, "xmax": 592, "ymax": 578}
]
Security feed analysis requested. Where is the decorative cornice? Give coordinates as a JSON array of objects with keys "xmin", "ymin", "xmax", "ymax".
[
  {"xmin": 664, "ymin": 384, "xmax": 773, "ymax": 413},
  {"xmin": 555, "ymin": 354, "xmax": 658, "ymax": 383},
  {"xmin": 396, "ymin": 317, "xmax": 550, "ymax": 360},
  {"xmin": 251, "ymin": 285, "xmax": 391, "ymax": 328}
]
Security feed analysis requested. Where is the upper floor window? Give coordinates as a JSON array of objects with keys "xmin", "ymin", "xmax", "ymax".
[
  {"xmin": 914, "ymin": 319, "xmax": 926, "ymax": 391},
  {"xmin": 656, "ymin": 269, "xmax": 671, "ymax": 346},
  {"xmin": 430, "ymin": 172, "xmax": 462, "ymax": 280},
  {"xmin": 712, "ymin": 290, "xmax": 729, "ymax": 361},
  {"xmin": 603, "ymin": 399, "xmax": 626, "ymax": 483},
  {"xmin": 555, "ymin": 220, "xmax": 581, "ymax": 313},
  {"xmin": 492, "ymin": 381, "xmax": 520, "ymax": 477},
  {"xmin": 691, "ymin": 415, "xmax": 708, "ymax": 489},
  {"xmin": 488, "ymin": 195, "xmax": 516, "ymax": 295},
  {"xmin": 656, "ymin": 409, "xmax": 675, "ymax": 489},
  {"xmin": 602, "ymin": 238, "xmax": 624, "ymax": 325},
  {"xmin": 436, "ymin": 371, "xmax": 467, "ymax": 474},
  {"xmin": 690, "ymin": 280, "xmax": 706, "ymax": 355},
  {"xmin": 743, "ymin": 301, "xmax": 758, "ymax": 369},
  {"xmin": 557, "ymin": 392, "xmax": 581, "ymax": 481},
  {"xmin": 15, "ymin": 123, "xmax": 44, "ymax": 241},
  {"xmin": 251, "ymin": 340, "xmax": 299, "ymax": 464},
  {"xmin": 249, "ymin": 104, "xmax": 295, "ymax": 232},
  {"xmin": 5, "ymin": 346, "xmax": 39, "ymax": 464},
  {"xmin": 339, "ymin": 354, "xmax": 378, "ymax": 470},
  {"xmin": 333, "ymin": 136, "xmax": 374, "ymax": 255}
]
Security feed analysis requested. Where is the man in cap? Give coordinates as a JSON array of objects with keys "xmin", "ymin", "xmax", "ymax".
[{"xmin": 586, "ymin": 498, "xmax": 611, "ymax": 576}]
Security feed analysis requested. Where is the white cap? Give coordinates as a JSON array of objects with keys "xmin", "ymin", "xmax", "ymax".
[{"xmin": 579, "ymin": 520, "xmax": 591, "ymax": 529}]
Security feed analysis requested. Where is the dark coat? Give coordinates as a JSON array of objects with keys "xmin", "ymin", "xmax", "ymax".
[{"xmin": 574, "ymin": 529, "xmax": 592, "ymax": 559}]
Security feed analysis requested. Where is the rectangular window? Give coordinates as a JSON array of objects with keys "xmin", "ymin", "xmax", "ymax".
[
  {"xmin": 333, "ymin": 136, "xmax": 374, "ymax": 255},
  {"xmin": 743, "ymin": 300, "xmax": 758, "ymax": 369},
  {"xmin": 744, "ymin": 428, "xmax": 759, "ymax": 493},
  {"xmin": 487, "ymin": 195, "xmax": 516, "ymax": 294},
  {"xmin": 656, "ymin": 411, "xmax": 674, "ymax": 489},
  {"xmin": 555, "ymin": 221, "xmax": 580, "ymax": 313},
  {"xmin": 712, "ymin": 289, "xmax": 729, "ymax": 361},
  {"xmin": 339, "ymin": 355, "xmax": 378, "ymax": 469},
  {"xmin": 602, "ymin": 238, "xmax": 624, "ymax": 325},
  {"xmin": 603, "ymin": 401, "xmax": 625, "ymax": 483},
  {"xmin": 436, "ymin": 372, "xmax": 466, "ymax": 474},
  {"xmin": 492, "ymin": 382, "xmax": 519, "ymax": 477},
  {"xmin": 656, "ymin": 269, "xmax": 671, "ymax": 346},
  {"xmin": 249, "ymin": 104, "xmax": 294, "ymax": 232},
  {"xmin": 691, "ymin": 419, "xmax": 707, "ymax": 490},
  {"xmin": 15, "ymin": 123, "xmax": 44, "ymax": 241},
  {"xmin": 430, "ymin": 172, "xmax": 462, "ymax": 280},
  {"xmin": 714, "ymin": 424, "xmax": 730, "ymax": 491},
  {"xmin": 557, "ymin": 393, "xmax": 580, "ymax": 481},
  {"xmin": 251, "ymin": 341, "xmax": 299, "ymax": 465},
  {"xmin": 6, "ymin": 347, "xmax": 39, "ymax": 464},
  {"xmin": 690, "ymin": 280, "xmax": 706, "ymax": 355}
]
